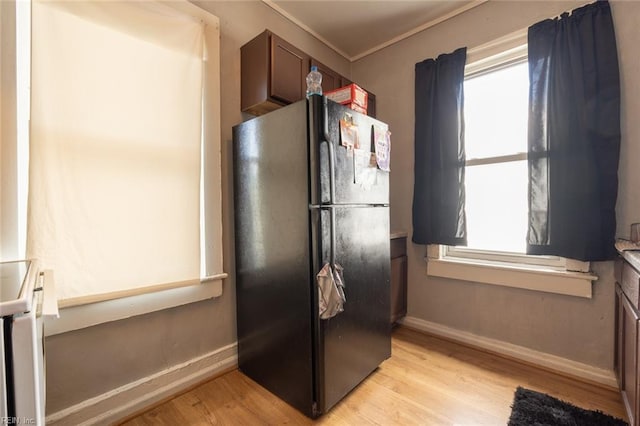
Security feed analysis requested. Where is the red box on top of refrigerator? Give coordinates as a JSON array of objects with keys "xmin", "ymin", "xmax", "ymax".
[
  {"xmin": 325, "ymin": 84, "xmax": 368, "ymax": 109},
  {"xmin": 343, "ymin": 102, "xmax": 367, "ymax": 115}
]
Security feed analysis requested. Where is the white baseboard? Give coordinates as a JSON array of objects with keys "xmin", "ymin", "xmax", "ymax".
[
  {"xmin": 399, "ymin": 316, "xmax": 617, "ymax": 389},
  {"xmin": 45, "ymin": 319, "xmax": 616, "ymax": 424},
  {"xmin": 45, "ymin": 342, "xmax": 238, "ymax": 425}
]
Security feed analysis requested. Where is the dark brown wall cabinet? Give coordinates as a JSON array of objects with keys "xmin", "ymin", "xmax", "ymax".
[
  {"xmin": 241, "ymin": 31, "xmax": 310, "ymax": 116},
  {"xmin": 367, "ymin": 93, "xmax": 377, "ymax": 119},
  {"xmin": 390, "ymin": 235, "xmax": 407, "ymax": 324},
  {"xmin": 241, "ymin": 30, "xmax": 376, "ymax": 118},
  {"xmin": 270, "ymin": 35, "xmax": 309, "ymax": 105},
  {"xmin": 615, "ymin": 257, "xmax": 640, "ymax": 426}
]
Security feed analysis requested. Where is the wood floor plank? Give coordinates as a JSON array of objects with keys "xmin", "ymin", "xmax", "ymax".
[{"xmin": 120, "ymin": 326, "xmax": 627, "ymax": 425}]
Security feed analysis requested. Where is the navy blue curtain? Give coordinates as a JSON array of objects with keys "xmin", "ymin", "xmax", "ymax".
[
  {"xmin": 527, "ymin": 0, "xmax": 621, "ymax": 261},
  {"xmin": 412, "ymin": 47, "xmax": 467, "ymax": 246}
]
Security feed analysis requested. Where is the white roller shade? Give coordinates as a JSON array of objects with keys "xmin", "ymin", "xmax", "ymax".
[{"xmin": 28, "ymin": 1, "xmax": 204, "ymax": 302}]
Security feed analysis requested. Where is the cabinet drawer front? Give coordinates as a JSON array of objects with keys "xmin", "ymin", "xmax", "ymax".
[
  {"xmin": 622, "ymin": 262, "xmax": 640, "ymax": 310},
  {"xmin": 390, "ymin": 237, "xmax": 407, "ymax": 259}
]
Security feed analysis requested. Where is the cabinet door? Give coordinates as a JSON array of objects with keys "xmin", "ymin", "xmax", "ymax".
[
  {"xmin": 270, "ymin": 34, "xmax": 309, "ymax": 104},
  {"xmin": 241, "ymin": 30, "xmax": 278, "ymax": 115},
  {"xmin": 367, "ymin": 92, "xmax": 377, "ymax": 118},
  {"xmin": 390, "ymin": 255, "xmax": 407, "ymax": 324},
  {"xmin": 637, "ymin": 341, "xmax": 640, "ymax": 426},
  {"xmin": 616, "ymin": 284, "xmax": 624, "ymax": 387},
  {"xmin": 621, "ymin": 293, "xmax": 639, "ymax": 426},
  {"xmin": 310, "ymin": 59, "xmax": 343, "ymax": 93}
]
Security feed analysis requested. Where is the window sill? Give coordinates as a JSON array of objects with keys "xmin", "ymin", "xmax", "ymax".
[
  {"xmin": 44, "ymin": 275, "xmax": 226, "ymax": 336},
  {"xmin": 426, "ymin": 257, "xmax": 597, "ymax": 298}
]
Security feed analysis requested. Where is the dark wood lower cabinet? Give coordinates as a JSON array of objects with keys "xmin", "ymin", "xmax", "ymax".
[
  {"xmin": 390, "ymin": 235, "xmax": 407, "ymax": 324},
  {"xmin": 615, "ymin": 256, "xmax": 640, "ymax": 426},
  {"xmin": 615, "ymin": 285, "xmax": 624, "ymax": 386}
]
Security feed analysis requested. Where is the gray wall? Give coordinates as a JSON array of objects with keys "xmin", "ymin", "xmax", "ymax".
[
  {"xmin": 44, "ymin": 0, "xmax": 350, "ymax": 414},
  {"xmin": 351, "ymin": 0, "xmax": 640, "ymax": 370},
  {"xmin": 44, "ymin": 0, "xmax": 640, "ymax": 415}
]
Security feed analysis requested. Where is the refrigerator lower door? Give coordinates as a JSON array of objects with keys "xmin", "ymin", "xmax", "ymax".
[{"xmin": 317, "ymin": 205, "xmax": 391, "ymax": 412}]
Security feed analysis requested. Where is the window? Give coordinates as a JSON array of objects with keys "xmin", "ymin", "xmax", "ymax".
[
  {"xmin": 2, "ymin": 0, "xmax": 225, "ymax": 334},
  {"xmin": 463, "ymin": 62, "xmax": 529, "ymax": 253},
  {"xmin": 427, "ymin": 34, "xmax": 596, "ymax": 298},
  {"xmin": 447, "ymin": 60, "xmax": 565, "ymax": 269},
  {"xmin": 448, "ymin": 59, "xmax": 566, "ymax": 267}
]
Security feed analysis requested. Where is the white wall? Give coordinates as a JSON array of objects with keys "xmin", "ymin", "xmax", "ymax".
[{"xmin": 351, "ymin": 0, "xmax": 640, "ymax": 370}]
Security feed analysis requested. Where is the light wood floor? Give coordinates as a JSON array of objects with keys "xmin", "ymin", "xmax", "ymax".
[{"xmin": 121, "ymin": 326, "xmax": 627, "ymax": 425}]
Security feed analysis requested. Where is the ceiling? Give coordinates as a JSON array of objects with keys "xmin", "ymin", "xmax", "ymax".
[{"xmin": 264, "ymin": 0, "xmax": 485, "ymax": 61}]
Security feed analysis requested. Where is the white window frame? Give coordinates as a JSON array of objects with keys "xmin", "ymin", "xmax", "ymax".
[{"xmin": 426, "ymin": 30, "xmax": 597, "ymax": 298}]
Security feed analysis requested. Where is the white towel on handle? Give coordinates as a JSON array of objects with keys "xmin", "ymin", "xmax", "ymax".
[{"xmin": 317, "ymin": 263, "xmax": 346, "ymax": 320}]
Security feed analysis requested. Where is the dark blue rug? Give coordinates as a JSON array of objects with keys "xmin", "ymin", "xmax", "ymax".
[{"xmin": 508, "ymin": 387, "xmax": 627, "ymax": 426}]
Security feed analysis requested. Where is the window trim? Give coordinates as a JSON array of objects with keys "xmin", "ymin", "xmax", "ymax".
[
  {"xmin": 465, "ymin": 28, "xmax": 528, "ymax": 76},
  {"xmin": 426, "ymin": 252, "xmax": 597, "ymax": 299},
  {"xmin": 427, "ymin": 245, "xmax": 596, "ymax": 298},
  {"xmin": 445, "ymin": 246, "xmax": 567, "ymax": 270},
  {"xmin": 44, "ymin": 275, "xmax": 224, "ymax": 336}
]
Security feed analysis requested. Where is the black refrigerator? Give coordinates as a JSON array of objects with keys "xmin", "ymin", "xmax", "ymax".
[{"xmin": 233, "ymin": 95, "xmax": 391, "ymax": 418}]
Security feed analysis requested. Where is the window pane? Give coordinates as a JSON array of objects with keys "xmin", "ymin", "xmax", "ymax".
[
  {"xmin": 465, "ymin": 160, "xmax": 528, "ymax": 253},
  {"xmin": 464, "ymin": 62, "xmax": 528, "ymax": 159}
]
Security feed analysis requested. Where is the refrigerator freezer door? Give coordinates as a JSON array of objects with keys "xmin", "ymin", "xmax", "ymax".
[
  {"xmin": 233, "ymin": 100, "xmax": 316, "ymax": 417},
  {"xmin": 314, "ymin": 97, "xmax": 389, "ymax": 206},
  {"xmin": 316, "ymin": 205, "xmax": 391, "ymax": 412}
]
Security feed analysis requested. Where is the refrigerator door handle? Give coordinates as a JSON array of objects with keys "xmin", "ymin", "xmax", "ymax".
[
  {"xmin": 329, "ymin": 207, "xmax": 336, "ymax": 267},
  {"xmin": 310, "ymin": 205, "xmax": 336, "ymax": 267},
  {"xmin": 322, "ymin": 99, "xmax": 336, "ymax": 204},
  {"xmin": 327, "ymin": 141, "xmax": 336, "ymax": 205}
]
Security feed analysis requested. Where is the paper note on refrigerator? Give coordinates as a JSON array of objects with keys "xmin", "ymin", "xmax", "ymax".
[
  {"xmin": 340, "ymin": 118, "xmax": 359, "ymax": 150},
  {"xmin": 373, "ymin": 125, "xmax": 391, "ymax": 172}
]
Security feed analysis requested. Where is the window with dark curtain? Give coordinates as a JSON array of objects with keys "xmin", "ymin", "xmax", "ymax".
[
  {"xmin": 527, "ymin": 0, "xmax": 621, "ymax": 261},
  {"xmin": 412, "ymin": 47, "xmax": 467, "ymax": 246}
]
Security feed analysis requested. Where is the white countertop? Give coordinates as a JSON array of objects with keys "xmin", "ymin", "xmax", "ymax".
[{"xmin": 0, "ymin": 260, "xmax": 36, "ymax": 316}]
